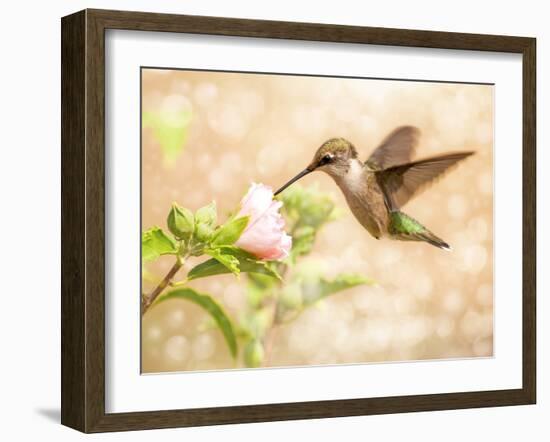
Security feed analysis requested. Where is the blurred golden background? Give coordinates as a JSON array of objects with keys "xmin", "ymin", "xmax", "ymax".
[{"xmin": 141, "ymin": 68, "xmax": 493, "ymax": 373}]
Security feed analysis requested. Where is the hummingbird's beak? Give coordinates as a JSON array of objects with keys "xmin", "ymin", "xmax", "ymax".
[{"xmin": 274, "ymin": 168, "xmax": 313, "ymax": 196}]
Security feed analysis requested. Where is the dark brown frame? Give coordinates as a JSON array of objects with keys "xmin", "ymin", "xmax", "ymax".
[{"xmin": 61, "ymin": 8, "xmax": 536, "ymax": 433}]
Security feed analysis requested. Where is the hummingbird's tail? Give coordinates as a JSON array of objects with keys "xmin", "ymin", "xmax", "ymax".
[
  {"xmin": 388, "ymin": 211, "xmax": 451, "ymax": 251},
  {"xmin": 412, "ymin": 230, "xmax": 451, "ymax": 251}
]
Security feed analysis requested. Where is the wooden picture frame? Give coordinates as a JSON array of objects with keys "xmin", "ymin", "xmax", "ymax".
[{"xmin": 61, "ymin": 8, "xmax": 536, "ymax": 433}]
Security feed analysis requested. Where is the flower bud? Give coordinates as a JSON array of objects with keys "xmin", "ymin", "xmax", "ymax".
[
  {"xmin": 193, "ymin": 202, "xmax": 217, "ymax": 243},
  {"xmin": 195, "ymin": 202, "xmax": 217, "ymax": 228},
  {"xmin": 167, "ymin": 203, "xmax": 194, "ymax": 240},
  {"xmin": 244, "ymin": 340, "xmax": 265, "ymax": 368}
]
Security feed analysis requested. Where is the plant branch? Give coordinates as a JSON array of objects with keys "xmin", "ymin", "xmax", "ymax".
[{"xmin": 141, "ymin": 257, "xmax": 185, "ymax": 316}]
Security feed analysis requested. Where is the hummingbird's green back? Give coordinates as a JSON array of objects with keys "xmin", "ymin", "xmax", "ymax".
[
  {"xmin": 388, "ymin": 211, "xmax": 450, "ymax": 250},
  {"xmin": 388, "ymin": 211, "xmax": 426, "ymax": 235}
]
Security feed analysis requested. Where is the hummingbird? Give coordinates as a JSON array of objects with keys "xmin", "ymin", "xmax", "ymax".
[{"xmin": 274, "ymin": 126, "xmax": 474, "ymax": 250}]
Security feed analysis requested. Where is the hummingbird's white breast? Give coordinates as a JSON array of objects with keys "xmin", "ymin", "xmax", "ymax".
[
  {"xmin": 332, "ymin": 159, "xmax": 389, "ymax": 239},
  {"xmin": 343, "ymin": 159, "xmax": 366, "ymax": 192}
]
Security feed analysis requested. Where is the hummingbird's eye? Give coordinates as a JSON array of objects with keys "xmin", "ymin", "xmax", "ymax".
[{"xmin": 320, "ymin": 154, "xmax": 333, "ymax": 165}]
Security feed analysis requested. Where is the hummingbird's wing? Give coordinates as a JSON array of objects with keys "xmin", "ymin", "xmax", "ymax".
[
  {"xmin": 365, "ymin": 126, "xmax": 420, "ymax": 170},
  {"xmin": 377, "ymin": 151, "xmax": 475, "ymax": 210}
]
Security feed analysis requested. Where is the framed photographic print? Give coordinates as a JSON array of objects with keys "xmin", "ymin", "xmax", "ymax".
[{"xmin": 61, "ymin": 9, "xmax": 536, "ymax": 433}]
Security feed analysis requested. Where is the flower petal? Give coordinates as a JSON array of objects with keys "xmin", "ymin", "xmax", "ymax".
[{"xmin": 234, "ymin": 183, "xmax": 292, "ymax": 260}]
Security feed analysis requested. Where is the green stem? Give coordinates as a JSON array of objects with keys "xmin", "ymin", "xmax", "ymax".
[
  {"xmin": 261, "ymin": 261, "xmax": 290, "ymax": 367},
  {"xmin": 262, "ymin": 295, "xmax": 282, "ymax": 367},
  {"xmin": 141, "ymin": 255, "xmax": 185, "ymax": 316},
  {"xmin": 262, "ymin": 322, "xmax": 278, "ymax": 367}
]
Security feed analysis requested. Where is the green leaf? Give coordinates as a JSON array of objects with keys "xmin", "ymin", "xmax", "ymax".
[
  {"xmin": 205, "ymin": 248, "xmax": 240, "ymax": 275},
  {"xmin": 167, "ymin": 203, "xmax": 194, "ymax": 239},
  {"xmin": 141, "ymin": 262, "xmax": 159, "ymax": 284},
  {"xmin": 142, "ymin": 227, "xmax": 177, "ymax": 262},
  {"xmin": 155, "ymin": 288, "xmax": 238, "ymax": 358},
  {"xmin": 143, "ymin": 110, "xmax": 192, "ymax": 166},
  {"xmin": 288, "ymin": 225, "xmax": 315, "ymax": 261},
  {"xmin": 279, "ymin": 184, "xmax": 336, "ymax": 230},
  {"xmin": 211, "ymin": 216, "xmax": 249, "ymax": 246},
  {"xmin": 187, "ymin": 247, "xmax": 282, "ymax": 281},
  {"xmin": 248, "ymin": 271, "xmax": 279, "ymax": 290},
  {"xmin": 302, "ymin": 273, "xmax": 374, "ymax": 306}
]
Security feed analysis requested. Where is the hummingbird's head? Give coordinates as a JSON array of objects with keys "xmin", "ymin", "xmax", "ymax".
[
  {"xmin": 309, "ymin": 138, "xmax": 358, "ymax": 175},
  {"xmin": 274, "ymin": 138, "xmax": 358, "ymax": 195}
]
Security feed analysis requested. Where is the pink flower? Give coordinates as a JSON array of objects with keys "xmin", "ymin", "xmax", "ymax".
[{"xmin": 235, "ymin": 183, "xmax": 292, "ymax": 260}]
